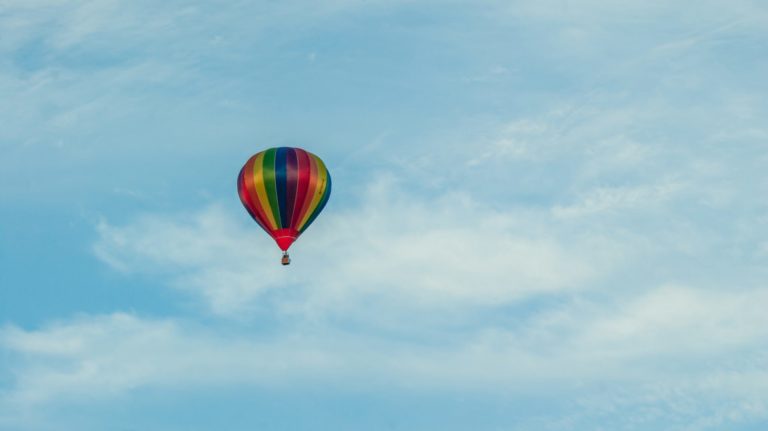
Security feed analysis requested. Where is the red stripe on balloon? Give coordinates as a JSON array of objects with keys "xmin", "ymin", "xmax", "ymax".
[
  {"xmin": 290, "ymin": 149, "xmax": 311, "ymax": 230},
  {"xmin": 296, "ymin": 153, "xmax": 318, "ymax": 229},
  {"xmin": 284, "ymin": 148, "xmax": 299, "ymax": 228}
]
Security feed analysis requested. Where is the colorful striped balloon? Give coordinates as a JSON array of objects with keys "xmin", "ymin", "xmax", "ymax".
[{"xmin": 237, "ymin": 147, "xmax": 331, "ymax": 254}]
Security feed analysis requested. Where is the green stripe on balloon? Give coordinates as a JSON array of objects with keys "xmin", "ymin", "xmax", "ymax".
[{"xmin": 262, "ymin": 148, "xmax": 282, "ymax": 229}]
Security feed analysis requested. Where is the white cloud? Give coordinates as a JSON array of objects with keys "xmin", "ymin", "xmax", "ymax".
[
  {"xmin": 0, "ymin": 313, "xmax": 343, "ymax": 406},
  {"xmin": 94, "ymin": 176, "xmax": 615, "ymax": 320},
  {"xmin": 552, "ymin": 181, "xmax": 684, "ymax": 218},
  {"xmin": 572, "ymin": 285, "xmax": 768, "ymax": 364},
  {"xmin": 2, "ymin": 284, "xmax": 768, "ymax": 428}
]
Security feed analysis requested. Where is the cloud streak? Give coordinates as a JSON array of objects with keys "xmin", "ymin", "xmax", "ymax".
[
  {"xmin": 3, "ymin": 283, "xmax": 768, "ymax": 429},
  {"xmin": 93, "ymin": 175, "xmax": 623, "ymax": 321}
]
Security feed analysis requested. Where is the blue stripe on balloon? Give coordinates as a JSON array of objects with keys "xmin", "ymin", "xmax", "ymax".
[{"xmin": 275, "ymin": 147, "xmax": 290, "ymax": 229}]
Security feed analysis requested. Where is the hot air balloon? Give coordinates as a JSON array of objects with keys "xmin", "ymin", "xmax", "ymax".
[{"xmin": 237, "ymin": 147, "xmax": 331, "ymax": 265}]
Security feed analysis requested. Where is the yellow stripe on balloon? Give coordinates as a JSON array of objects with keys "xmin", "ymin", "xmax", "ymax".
[
  {"xmin": 298, "ymin": 155, "xmax": 328, "ymax": 231},
  {"xmin": 252, "ymin": 152, "xmax": 279, "ymax": 230},
  {"xmin": 294, "ymin": 153, "xmax": 318, "ymax": 230}
]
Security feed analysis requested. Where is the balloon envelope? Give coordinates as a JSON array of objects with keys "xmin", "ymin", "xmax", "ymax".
[{"xmin": 237, "ymin": 147, "xmax": 331, "ymax": 251}]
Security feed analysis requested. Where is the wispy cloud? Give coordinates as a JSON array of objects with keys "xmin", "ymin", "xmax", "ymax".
[
  {"xmin": 552, "ymin": 181, "xmax": 684, "ymax": 218},
  {"xmin": 3, "ymin": 283, "xmax": 768, "ymax": 428},
  {"xmin": 93, "ymin": 176, "xmax": 613, "ymax": 320}
]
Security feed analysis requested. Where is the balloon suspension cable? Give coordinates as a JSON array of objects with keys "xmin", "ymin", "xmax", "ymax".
[{"xmin": 281, "ymin": 251, "xmax": 291, "ymax": 266}]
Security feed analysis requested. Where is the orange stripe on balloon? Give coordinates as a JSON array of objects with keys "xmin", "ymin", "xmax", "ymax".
[{"xmin": 239, "ymin": 164, "xmax": 270, "ymax": 233}]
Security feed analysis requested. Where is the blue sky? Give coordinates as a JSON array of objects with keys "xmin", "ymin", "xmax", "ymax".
[{"xmin": 2, "ymin": 1, "xmax": 768, "ymax": 430}]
